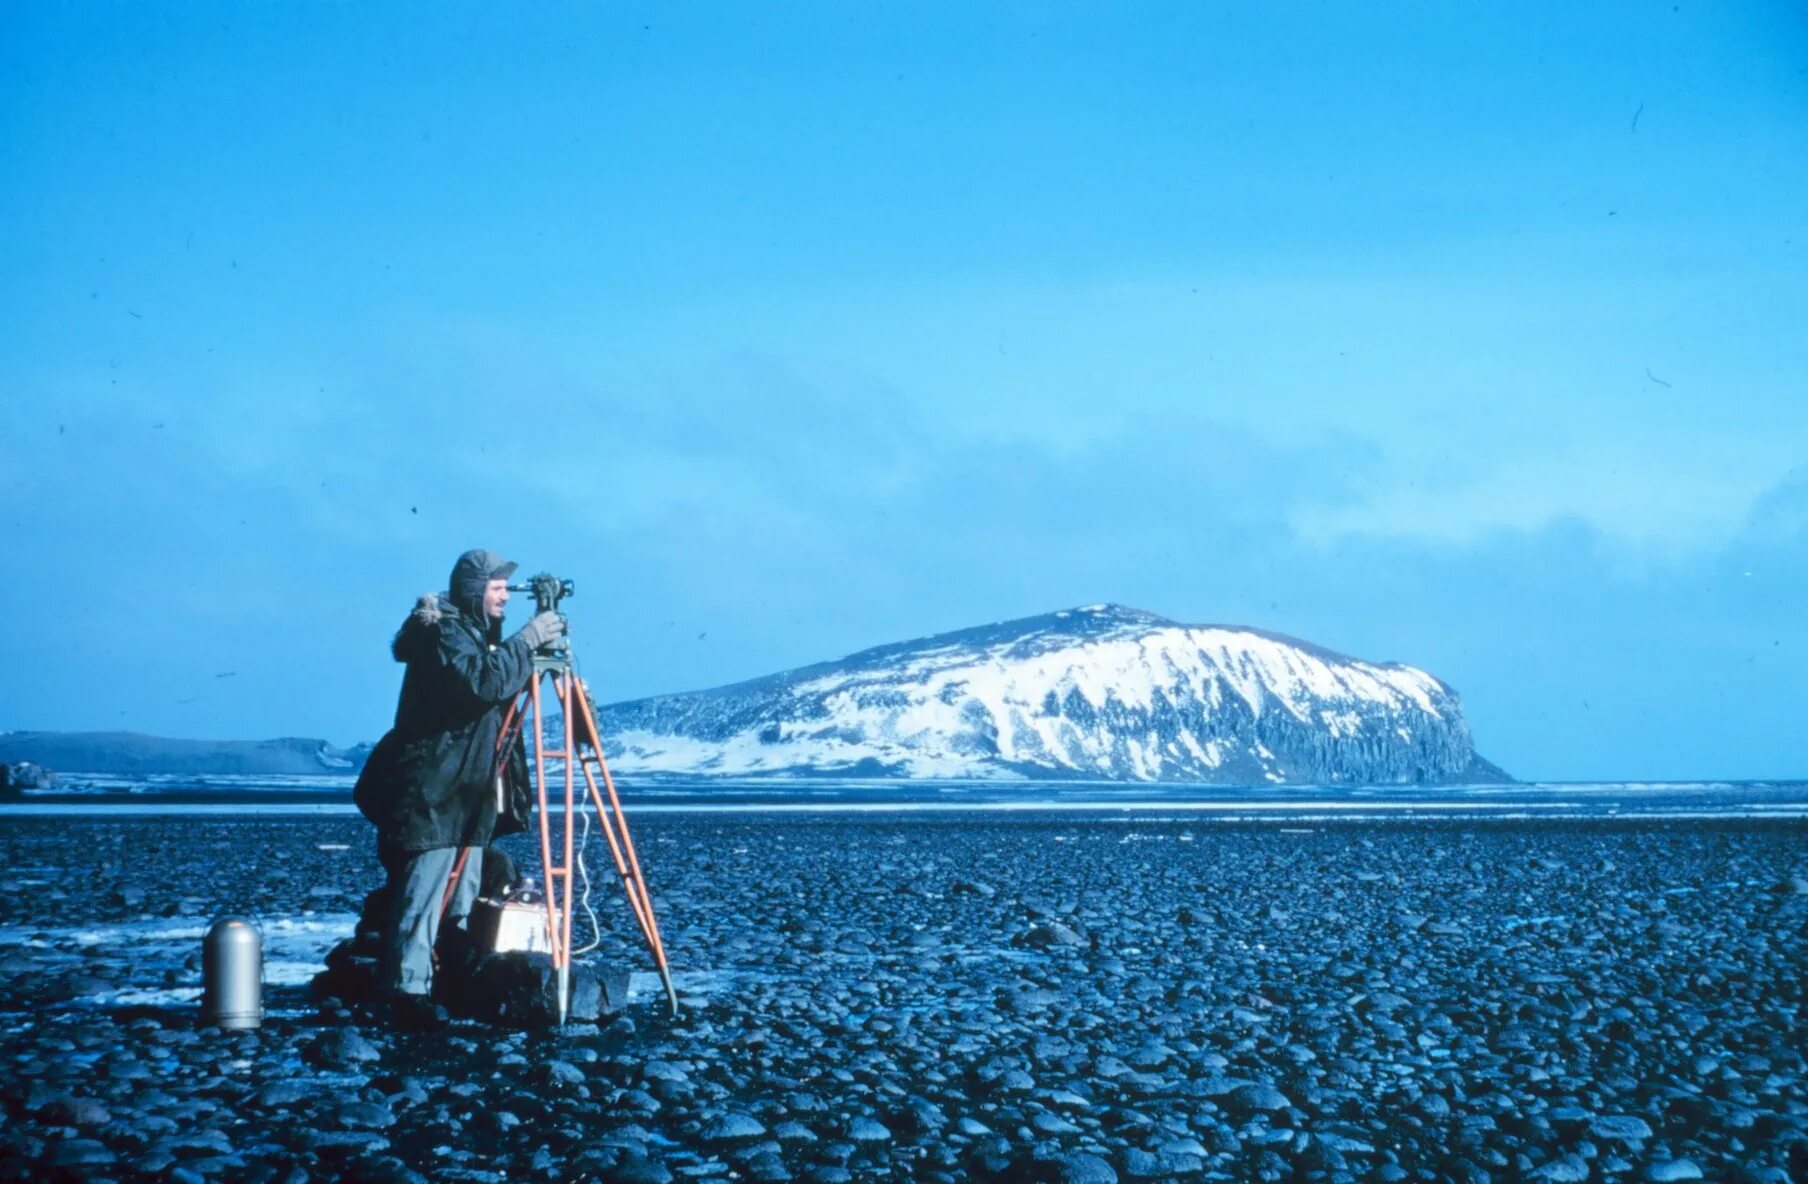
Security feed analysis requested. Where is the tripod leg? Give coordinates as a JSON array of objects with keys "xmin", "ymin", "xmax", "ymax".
[
  {"xmin": 570, "ymin": 677, "xmax": 680, "ymax": 1015},
  {"xmin": 556, "ymin": 673, "xmax": 580, "ymax": 1025},
  {"xmin": 573, "ymin": 751, "xmax": 656, "ymax": 945},
  {"xmin": 528, "ymin": 675, "xmax": 567, "ymax": 1009}
]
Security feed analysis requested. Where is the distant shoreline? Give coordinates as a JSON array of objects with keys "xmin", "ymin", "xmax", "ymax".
[{"xmin": 4, "ymin": 780, "xmax": 1807, "ymax": 820}]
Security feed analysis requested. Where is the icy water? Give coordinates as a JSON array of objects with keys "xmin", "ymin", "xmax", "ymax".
[{"xmin": 5, "ymin": 773, "xmax": 1807, "ymax": 820}]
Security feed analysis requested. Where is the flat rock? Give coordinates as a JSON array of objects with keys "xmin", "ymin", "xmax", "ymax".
[
  {"xmin": 1045, "ymin": 1151, "xmax": 1118, "ymax": 1183},
  {"xmin": 1021, "ymin": 922, "xmax": 1087, "ymax": 948},
  {"xmin": 846, "ymin": 1116, "xmax": 891, "ymax": 1143},
  {"xmin": 1535, "ymin": 1155, "xmax": 1591, "ymax": 1182},
  {"xmin": 612, "ymin": 1161, "xmax": 675, "ymax": 1184},
  {"xmin": 336, "ymin": 1101, "xmax": 396, "ymax": 1129},
  {"xmin": 38, "ymin": 1096, "xmax": 111, "ymax": 1126},
  {"xmin": 48, "ymin": 1138, "xmax": 117, "ymax": 1168},
  {"xmin": 701, "ymin": 1112, "xmax": 768, "ymax": 1143},
  {"xmin": 542, "ymin": 1059, "xmax": 585, "ymax": 1087},
  {"xmin": 254, "ymin": 1082, "xmax": 311, "ymax": 1107},
  {"xmin": 1589, "ymin": 1114, "xmax": 1654, "ymax": 1142},
  {"xmin": 302, "ymin": 1130, "xmax": 392, "ymax": 1158},
  {"xmin": 308, "ymin": 1028, "xmax": 381, "ymax": 1067},
  {"xmin": 1226, "ymin": 1083, "xmax": 1291, "ymax": 1115},
  {"xmin": 1031, "ymin": 1112, "xmax": 1083, "ymax": 1135}
]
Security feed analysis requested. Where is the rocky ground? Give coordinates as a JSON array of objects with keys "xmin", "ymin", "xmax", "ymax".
[{"xmin": 0, "ymin": 812, "xmax": 1805, "ymax": 1183}]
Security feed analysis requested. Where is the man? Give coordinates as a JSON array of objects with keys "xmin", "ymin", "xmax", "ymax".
[{"xmin": 353, "ymin": 549, "xmax": 565, "ymax": 1027}]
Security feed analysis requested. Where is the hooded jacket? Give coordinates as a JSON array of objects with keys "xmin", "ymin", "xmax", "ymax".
[{"xmin": 353, "ymin": 551, "xmax": 536, "ymax": 852}]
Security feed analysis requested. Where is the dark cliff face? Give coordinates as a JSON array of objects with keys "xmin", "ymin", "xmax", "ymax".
[{"xmin": 599, "ymin": 605, "xmax": 1511, "ymax": 784}]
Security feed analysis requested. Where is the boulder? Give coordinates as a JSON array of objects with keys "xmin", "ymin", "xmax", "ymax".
[
  {"xmin": 311, "ymin": 933, "xmax": 385, "ymax": 1005},
  {"xmin": 314, "ymin": 931, "xmax": 631, "ymax": 1029},
  {"xmin": 458, "ymin": 950, "xmax": 630, "ymax": 1027}
]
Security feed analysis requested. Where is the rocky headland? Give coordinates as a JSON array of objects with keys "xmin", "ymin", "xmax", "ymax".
[{"xmin": 605, "ymin": 604, "xmax": 1509, "ymax": 784}]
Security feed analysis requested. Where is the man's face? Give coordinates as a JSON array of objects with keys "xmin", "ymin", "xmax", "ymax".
[{"xmin": 483, "ymin": 578, "xmax": 510, "ymax": 621}]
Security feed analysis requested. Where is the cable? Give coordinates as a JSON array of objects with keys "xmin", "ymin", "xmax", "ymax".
[
  {"xmin": 569, "ymin": 654, "xmax": 603, "ymax": 957},
  {"xmin": 573, "ymin": 785, "xmax": 602, "ymax": 956}
]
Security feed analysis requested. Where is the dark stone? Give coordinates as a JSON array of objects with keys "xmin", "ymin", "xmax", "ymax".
[
  {"xmin": 702, "ymin": 1112, "xmax": 769, "ymax": 1143},
  {"xmin": 336, "ymin": 1101, "xmax": 397, "ymax": 1129},
  {"xmin": 1041, "ymin": 1151, "xmax": 1119, "ymax": 1183},
  {"xmin": 38, "ymin": 1096, "xmax": 112, "ymax": 1126},
  {"xmin": 311, "ymin": 935, "xmax": 384, "ymax": 1005},
  {"xmin": 1589, "ymin": 1115, "xmax": 1653, "ymax": 1143},
  {"xmin": 254, "ymin": 1083, "xmax": 311, "ymax": 1108},
  {"xmin": 540, "ymin": 1058, "xmax": 586, "ymax": 1087},
  {"xmin": 612, "ymin": 1161, "xmax": 676, "ymax": 1184},
  {"xmin": 1226, "ymin": 1083, "xmax": 1292, "ymax": 1116},
  {"xmin": 47, "ymin": 1138, "xmax": 117, "ymax": 1168},
  {"xmin": 301, "ymin": 1130, "xmax": 393, "ymax": 1158},
  {"xmin": 306, "ymin": 1028, "xmax": 382, "ymax": 1068},
  {"xmin": 846, "ymin": 1116, "xmax": 891, "ymax": 1143},
  {"xmin": 445, "ymin": 951, "xmax": 629, "ymax": 1028},
  {"xmin": 746, "ymin": 1150, "xmax": 794, "ymax": 1182},
  {"xmin": 1019, "ymin": 922, "xmax": 1087, "ymax": 949}
]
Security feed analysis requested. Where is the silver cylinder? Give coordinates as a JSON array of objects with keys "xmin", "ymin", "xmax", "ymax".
[{"xmin": 201, "ymin": 917, "xmax": 262, "ymax": 1029}]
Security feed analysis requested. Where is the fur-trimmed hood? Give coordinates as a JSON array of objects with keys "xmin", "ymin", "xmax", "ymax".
[
  {"xmin": 448, "ymin": 549, "xmax": 516, "ymax": 624},
  {"xmin": 390, "ymin": 551, "xmax": 517, "ymax": 663},
  {"xmin": 411, "ymin": 592, "xmax": 447, "ymax": 627},
  {"xmin": 391, "ymin": 592, "xmax": 461, "ymax": 662}
]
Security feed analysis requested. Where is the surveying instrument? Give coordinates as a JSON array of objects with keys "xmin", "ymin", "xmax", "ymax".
[{"xmin": 494, "ymin": 572, "xmax": 678, "ymax": 1021}]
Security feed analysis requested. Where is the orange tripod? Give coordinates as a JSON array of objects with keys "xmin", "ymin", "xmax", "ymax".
[{"xmin": 495, "ymin": 594, "xmax": 678, "ymax": 1021}]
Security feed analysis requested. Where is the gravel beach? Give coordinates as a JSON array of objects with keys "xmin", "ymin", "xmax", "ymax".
[{"xmin": 1, "ymin": 812, "xmax": 1804, "ymax": 1182}]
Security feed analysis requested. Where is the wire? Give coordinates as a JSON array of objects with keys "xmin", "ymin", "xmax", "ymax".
[
  {"xmin": 568, "ymin": 654, "xmax": 603, "ymax": 958},
  {"xmin": 573, "ymin": 784, "xmax": 602, "ymax": 957}
]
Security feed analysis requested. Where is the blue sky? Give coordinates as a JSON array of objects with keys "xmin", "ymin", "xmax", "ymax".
[{"xmin": 3, "ymin": 3, "xmax": 1805, "ymax": 780}]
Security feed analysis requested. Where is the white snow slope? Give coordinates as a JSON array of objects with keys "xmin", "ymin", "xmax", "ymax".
[{"xmin": 599, "ymin": 604, "xmax": 1506, "ymax": 784}]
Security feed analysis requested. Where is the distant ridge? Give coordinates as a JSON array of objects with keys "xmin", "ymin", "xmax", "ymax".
[
  {"xmin": 0, "ymin": 731, "xmax": 370, "ymax": 777},
  {"xmin": 600, "ymin": 603, "xmax": 1510, "ymax": 784}
]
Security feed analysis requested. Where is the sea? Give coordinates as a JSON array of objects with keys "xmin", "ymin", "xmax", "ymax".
[{"xmin": 3, "ymin": 772, "xmax": 1806, "ymax": 820}]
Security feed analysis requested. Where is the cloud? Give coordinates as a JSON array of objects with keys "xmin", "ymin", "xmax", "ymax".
[
  {"xmin": 1745, "ymin": 466, "xmax": 1808, "ymax": 541},
  {"xmin": 10, "ymin": 315, "xmax": 1807, "ymax": 782},
  {"xmin": 1289, "ymin": 442, "xmax": 1787, "ymax": 555}
]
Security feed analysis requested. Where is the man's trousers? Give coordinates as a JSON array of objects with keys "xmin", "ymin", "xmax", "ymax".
[{"xmin": 383, "ymin": 845, "xmax": 483, "ymax": 997}]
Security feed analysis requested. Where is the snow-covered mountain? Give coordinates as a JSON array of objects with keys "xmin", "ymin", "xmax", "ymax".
[{"xmin": 598, "ymin": 604, "xmax": 1509, "ymax": 784}]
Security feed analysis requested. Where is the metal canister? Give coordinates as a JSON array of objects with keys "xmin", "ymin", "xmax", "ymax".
[{"xmin": 201, "ymin": 917, "xmax": 262, "ymax": 1029}]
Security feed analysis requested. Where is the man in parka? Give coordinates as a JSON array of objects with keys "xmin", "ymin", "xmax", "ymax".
[{"xmin": 354, "ymin": 549, "xmax": 565, "ymax": 1025}]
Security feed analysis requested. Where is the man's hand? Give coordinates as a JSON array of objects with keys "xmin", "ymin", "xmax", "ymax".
[{"xmin": 516, "ymin": 611, "xmax": 567, "ymax": 651}]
